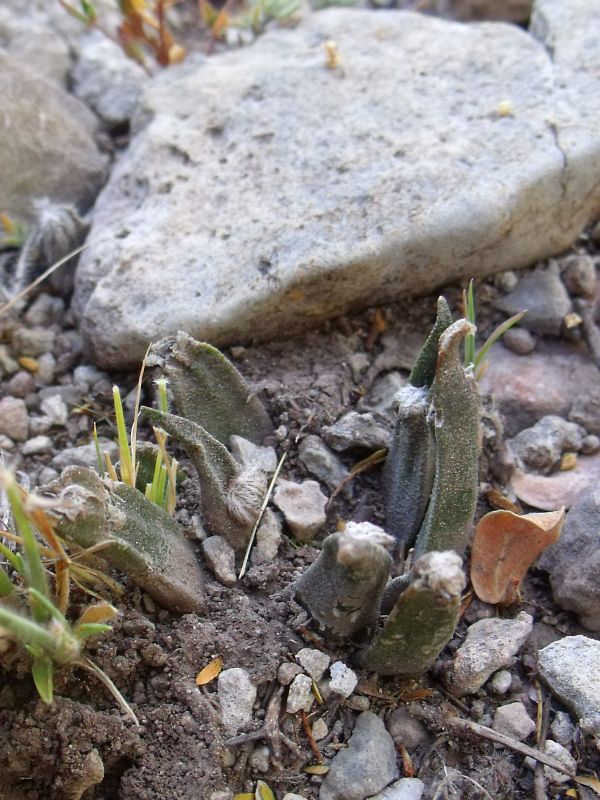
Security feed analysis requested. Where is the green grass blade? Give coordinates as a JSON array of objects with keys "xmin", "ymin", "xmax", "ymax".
[
  {"xmin": 474, "ymin": 309, "xmax": 527, "ymax": 376},
  {"xmin": 0, "ymin": 566, "xmax": 15, "ymax": 597},
  {"xmin": 463, "ymin": 279, "xmax": 476, "ymax": 367},
  {"xmin": 27, "ymin": 588, "xmax": 68, "ymax": 625},
  {"xmin": 6, "ymin": 483, "xmax": 49, "ymax": 613},
  {"xmin": 0, "ymin": 605, "xmax": 57, "ymax": 652},
  {"xmin": 31, "ymin": 656, "xmax": 54, "ymax": 703},
  {"xmin": 113, "ymin": 386, "xmax": 134, "ymax": 487},
  {"xmin": 0, "ymin": 540, "xmax": 23, "ymax": 575},
  {"xmin": 155, "ymin": 378, "xmax": 169, "ymax": 414}
]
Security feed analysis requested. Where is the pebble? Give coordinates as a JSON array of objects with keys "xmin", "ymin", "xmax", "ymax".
[
  {"xmin": 538, "ymin": 487, "xmax": 600, "ymax": 630},
  {"xmin": 312, "ymin": 718, "xmax": 328, "ymax": 741},
  {"xmin": 345, "ymin": 695, "xmax": 370, "ymax": 712},
  {"xmin": 277, "ymin": 662, "xmax": 304, "ymax": 686},
  {"xmin": 36, "ymin": 467, "xmax": 59, "ymax": 485},
  {"xmin": 550, "ymin": 710, "xmax": 575, "ymax": 748},
  {"xmin": 28, "ymin": 416, "xmax": 53, "ymax": 436},
  {"xmin": 286, "ymin": 674, "xmax": 314, "ymax": 714},
  {"xmin": 0, "ymin": 345, "xmax": 19, "ymax": 375},
  {"xmin": 507, "ymin": 415, "xmax": 585, "ymax": 473},
  {"xmin": 272, "ymin": 479, "xmax": 327, "ymax": 542},
  {"xmin": 490, "ymin": 670, "xmax": 513, "ymax": 695},
  {"xmin": 538, "ymin": 636, "xmax": 600, "ymax": 737},
  {"xmin": 217, "ymin": 668, "xmax": 257, "ymax": 736},
  {"xmin": 322, "ymin": 412, "xmax": 391, "ymax": 452},
  {"xmin": 22, "ymin": 435, "xmax": 52, "ymax": 455},
  {"xmin": 319, "ymin": 711, "xmax": 399, "ymax": 800},
  {"xmin": 0, "ymin": 397, "xmax": 29, "ymax": 442},
  {"xmin": 72, "ymin": 364, "xmax": 107, "ymax": 390},
  {"xmin": 40, "ymin": 394, "xmax": 69, "ymax": 426},
  {"xmin": 298, "ymin": 434, "xmax": 350, "ymax": 493},
  {"xmin": 329, "ymin": 661, "xmax": 358, "ymax": 699},
  {"xmin": 443, "ymin": 612, "xmax": 533, "ymax": 696},
  {"xmin": 387, "ymin": 708, "xmax": 431, "ymax": 749},
  {"xmin": 283, "ymin": 795, "xmax": 308, "ymax": 800},
  {"xmin": 34, "ymin": 353, "xmax": 56, "ymax": 385},
  {"xmin": 348, "ymin": 352, "xmax": 370, "ymax": 382},
  {"xmin": 502, "ymin": 327, "xmax": 536, "ymax": 355},
  {"xmin": 51, "ymin": 439, "xmax": 118, "ymax": 471},
  {"xmin": 229, "ymin": 435, "xmax": 278, "ymax": 473},
  {"xmin": 6, "ymin": 371, "xmax": 35, "ymax": 398},
  {"xmin": 494, "ymin": 263, "xmax": 572, "ymax": 336},
  {"xmin": 201, "ymin": 536, "xmax": 237, "ymax": 587},
  {"xmin": 296, "ymin": 648, "xmax": 331, "ymax": 681},
  {"xmin": 525, "ymin": 740, "xmax": 576, "ymax": 785},
  {"xmin": 561, "ymin": 254, "xmax": 597, "ymax": 298},
  {"xmin": 492, "ymin": 702, "xmax": 536, "ymax": 741},
  {"xmin": 0, "ymin": 435, "xmax": 15, "ymax": 451},
  {"xmin": 249, "ymin": 744, "xmax": 270, "ymax": 772},
  {"xmin": 251, "ymin": 509, "xmax": 282, "ymax": 566},
  {"xmin": 493, "ymin": 270, "xmax": 519, "ymax": 293},
  {"xmin": 11, "ymin": 327, "xmax": 56, "ymax": 357},
  {"xmin": 362, "ymin": 372, "xmax": 407, "ymax": 421},
  {"xmin": 366, "ymin": 778, "xmax": 425, "ymax": 800},
  {"xmin": 210, "ymin": 792, "xmax": 233, "ymax": 800},
  {"xmin": 23, "ymin": 294, "xmax": 65, "ymax": 327},
  {"xmin": 581, "ymin": 434, "xmax": 600, "ymax": 454},
  {"xmin": 569, "ymin": 386, "xmax": 600, "ymax": 434}
]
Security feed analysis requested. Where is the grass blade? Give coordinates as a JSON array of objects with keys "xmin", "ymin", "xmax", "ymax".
[
  {"xmin": 113, "ymin": 386, "xmax": 134, "ymax": 487},
  {"xmin": 474, "ymin": 310, "xmax": 527, "ymax": 377}
]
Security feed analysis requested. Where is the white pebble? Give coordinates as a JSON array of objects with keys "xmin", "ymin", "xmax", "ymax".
[{"xmin": 329, "ymin": 661, "xmax": 358, "ymax": 698}]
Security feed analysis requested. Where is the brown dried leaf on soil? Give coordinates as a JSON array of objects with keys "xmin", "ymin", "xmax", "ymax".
[
  {"xmin": 470, "ymin": 508, "xmax": 564, "ymax": 605},
  {"xmin": 195, "ymin": 655, "xmax": 223, "ymax": 685}
]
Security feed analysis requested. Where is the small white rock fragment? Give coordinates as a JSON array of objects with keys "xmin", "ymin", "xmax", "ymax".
[
  {"xmin": 201, "ymin": 536, "xmax": 237, "ymax": 587},
  {"xmin": 229, "ymin": 435, "xmax": 278, "ymax": 473},
  {"xmin": 525, "ymin": 740, "xmax": 576, "ymax": 785},
  {"xmin": 0, "ymin": 397, "xmax": 29, "ymax": 442},
  {"xmin": 296, "ymin": 648, "xmax": 331, "ymax": 681},
  {"xmin": 286, "ymin": 673, "xmax": 314, "ymax": 714},
  {"xmin": 490, "ymin": 670, "xmax": 513, "ymax": 695},
  {"xmin": 22, "ymin": 435, "xmax": 52, "ymax": 455},
  {"xmin": 443, "ymin": 612, "xmax": 533, "ymax": 696},
  {"xmin": 550, "ymin": 711, "xmax": 575, "ymax": 747},
  {"xmin": 218, "ymin": 668, "xmax": 256, "ymax": 736},
  {"xmin": 312, "ymin": 718, "xmax": 328, "ymax": 741},
  {"xmin": 366, "ymin": 777, "xmax": 425, "ymax": 800},
  {"xmin": 492, "ymin": 702, "xmax": 536, "ymax": 741},
  {"xmin": 251, "ymin": 509, "xmax": 282, "ymax": 565},
  {"xmin": 329, "ymin": 661, "xmax": 358, "ymax": 698},
  {"xmin": 40, "ymin": 394, "xmax": 68, "ymax": 426},
  {"xmin": 345, "ymin": 695, "xmax": 370, "ymax": 712},
  {"xmin": 273, "ymin": 479, "xmax": 327, "ymax": 542},
  {"xmin": 278, "ymin": 662, "xmax": 303, "ymax": 686},
  {"xmin": 282, "ymin": 794, "xmax": 309, "ymax": 800}
]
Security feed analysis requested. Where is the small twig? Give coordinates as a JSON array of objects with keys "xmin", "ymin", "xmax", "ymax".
[
  {"xmin": 238, "ymin": 452, "xmax": 286, "ymax": 579},
  {"xmin": 0, "ymin": 244, "xmax": 87, "ymax": 317},
  {"xmin": 300, "ymin": 709, "xmax": 323, "ymax": 763},
  {"xmin": 326, "ymin": 448, "xmax": 387, "ymax": 509}
]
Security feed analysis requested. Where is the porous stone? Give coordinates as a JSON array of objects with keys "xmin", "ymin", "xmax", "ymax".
[
  {"xmin": 322, "ymin": 412, "xmax": 391, "ymax": 452},
  {"xmin": 201, "ymin": 536, "xmax": 237, "ymax": 587},
  {"xmin": 320, "ymin": 711, "xmax": 399, "ymax": 800},
  {"xmin": 492, "ymin": 702, "xmax": 536, "ymax": 741},
  {"xmin": 507, "ymin": 415, "xmax": 585, "ymax": 473},
  {"xmin": 366, "ymin": 778, "xmax": 425, "ymax": 800},
  {"xmin": 0, "ymin": 397, "xmax": 29, "ymax": 442},
  {"xmin": 73, "ymin": 3, "xmax": 600, "ymax": 368},
  {"xmin": 296, "ymin": 648, "xmax": 331, "ymax": 681},
  {"xmin": 0, "ymin": 52, "xmax": 107, "ymax": 223},
  {"xmin": 286, "ymin": 673, "xmax": 314, "ymax": 714},
  {"xmin": 218, "ymin": 668, "xmax": 257, "ymax": 736},
  {"xmin": 329, "ymin": 661, "xmax": 358, "ymax": 699},
  {"xmin": 12, "ymin": 327, "xmax": 56, "ymax": 358},
  {"xmin": 538, "ymin": 487, "xmax": 600, "ymax": 630},
  {"xmin": 494, "ymin": 263, "xmax": 572, "ymax": 336},
  {"xmin": 443, "ymin": 612, "xmax": 533, "ymax": 696},
  {"xmin": 298, "ymin": 435, "xmax": 350, "ymax": 492},
  {"xmin": 273, "ymin": 479, "xmax": 327, "ymax": 542},
  {"xmin": 72, "ymin": 33, "xmax": 147, "ymax": 128}
]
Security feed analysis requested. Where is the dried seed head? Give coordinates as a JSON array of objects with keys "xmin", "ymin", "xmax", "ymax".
[{"xmin": 226, "ymin": 463, "xmax": 267, "ymax": 524}]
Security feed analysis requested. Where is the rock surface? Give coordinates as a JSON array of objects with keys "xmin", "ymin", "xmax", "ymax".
[
  {"xmin": 492, "ymin": 702, "xmax": 536, "ymax": 741},
  {"xmin": 443, "ymin": 612, "xmax": 533, "ymax": 696},
  {"xmin": 511, "ymin": 452, "xmax": 600, "ymax": 510},
  {"xmin": 507, "ymin": 415, "xmax": 585, "ymax": 473},
  {"xmin": 273, "ymin": 479, "xmax": 327, "ymax": 542},
  {"xmin": 320, "ymin": 711, "xmax": 399, "ymax": 800},
  {"xmin": 73, "ymin": 2, "xmax": 600, "ymax": 368},
  {"xmin": 366, "ymin": 778, "xmax": 425, "ymax": 800},
  {"xmin": 0, "ymin": 52, "xmax": 107, "ymax": 223},
  {"xmin": 218, "ymin": 668, "xmax": 257, "ymax": 736},
  {"xmin": 538, "ymin": 487, "xmax": 600, "ymax": 630}
]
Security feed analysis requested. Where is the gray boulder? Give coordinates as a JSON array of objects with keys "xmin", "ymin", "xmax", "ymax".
[
  {"xmin": 73, "ymin": 2, "xmax": 600, "ymax": 368},
  {"xmin": 0, "ymin": 52, "xmax": 107, "ymax": 223}
]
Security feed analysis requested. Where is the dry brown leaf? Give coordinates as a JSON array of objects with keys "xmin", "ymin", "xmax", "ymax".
[
  {"xmin": 195, "ymin": 656, "xmax": 223, "ymax": 686},
  {"xmin": 304, "ymin": 765, "xmax": 329, "ymax": 775},
  {"xmin": 471, "ymin": 508, "xmax": 564, "ymax": 605},
  {"xmin": 576, "ymin": 776, "xmax": 600, "ymax": 796},
  {"xmin": 76, "ymin": 602, "xmax": 119, "ymax": 626}
]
